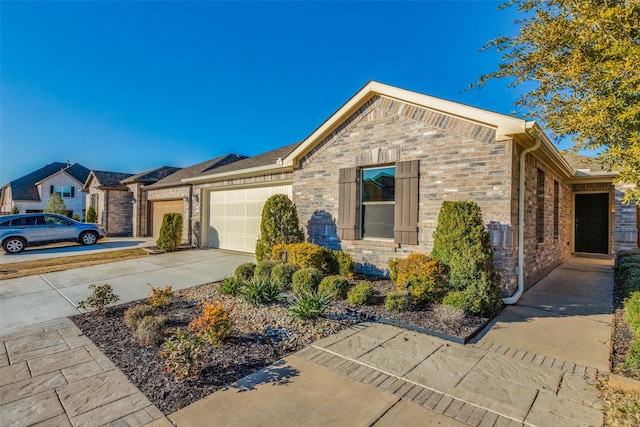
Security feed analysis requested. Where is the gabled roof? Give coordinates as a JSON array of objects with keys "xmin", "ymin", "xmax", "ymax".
[
  {"xmin": 562, "ymin": 153, "xmax": 617, "ymax": 179},
  {"xmin": 121, "ymin": 166, "xmax": 181, "ymax": 185},
  {"xmin": 184, "ymin": 144, "xmax": 299, "ymax": 183},
  {"xmin": 86, "ymin": 170, "xmax": 135, "ymax": 189},
  {"xmin": 146, "ymin": 154, "xmax": 247, "ymax": 189},
  {"xmin": 5, "ymin": 162, "xmax": 90, "ymax": 201}
]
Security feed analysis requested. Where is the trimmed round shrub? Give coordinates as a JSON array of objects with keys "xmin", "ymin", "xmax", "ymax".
[
  {"xmin": 347, "ymin": 281, "xmax": 376, "ymax": 306},
  {"xmin": 318, "ymin": 275, "xmax": 351, "ymax": 300},
  {"xmin": 389, "ymin": 254, "xmax": 449, "ymax": 304},
  {"xmin": 385, "ymin": 291, "xmax": 408, "ymax": 312},
  {"xmin": 124, "ymin": 304, "xmax": 155, "ymax": 330},
  {"xmin": 285, "ymin": 243, "xmax": 328, "ymax": 270},
  {"xmin": 333, "ymin": 250, "xmax": 356, "ymax": 278},
  {"xmin": 292, "ymin": 267, "xmax": 323, "ymax": 295},
  {"xmin": 255, "ymin": 260, "xmax": 278, "ymax": 280},
  {"xmin": 234, "ymin": 263, "xmax": 256, "ymax": 282},
  {"xmin": 136, "ymin": 315, "xmax": 165, "ymax": 346},
  {"xmin": 270, "ymin": 263, "xmax": 299, "ymax": 291}
]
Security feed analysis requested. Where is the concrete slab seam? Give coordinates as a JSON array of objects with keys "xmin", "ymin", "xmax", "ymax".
[{"xmin": 39, "ymin": 275, "xmax": 81, "ymax": 312}]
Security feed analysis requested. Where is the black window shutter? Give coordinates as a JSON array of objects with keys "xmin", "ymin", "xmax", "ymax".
[
  {"xmin": 50, "ymin": 185, "xmax": 54, "ymax": 195},
  {"xmin": 337, "ymin": 167, "xmax": 358, "ymax": 240},
  {"xmin": 71, "ymin": 187, "xmax": 75, "ymax": 197},
  {"xmin": 394, "ymin": 160, "xmax": 419, "ymax": 245}
]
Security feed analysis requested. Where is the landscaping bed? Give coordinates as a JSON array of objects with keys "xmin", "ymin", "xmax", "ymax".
[{"xmin": 72, "ymin": 277, "xmax": 489, "ymax": 414}]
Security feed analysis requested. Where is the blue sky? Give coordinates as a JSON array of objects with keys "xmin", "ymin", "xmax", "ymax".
[{"xmin": 1, "ymin": 1, "xmax": 542, "ymax": 185}]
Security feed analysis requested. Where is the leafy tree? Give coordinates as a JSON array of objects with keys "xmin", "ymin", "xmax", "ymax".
[
  {"xmin": 255, "ymin": 194, "xmax": 304, "ymax": 262},
  {"xmin": 477, "ymin": 0, "xmax": 640, "ymax": 202},
  {"xmin": 86, "ymin": 205, "xmax": 97, "ymax": 223},
  {"xmin": 43, "ymin": 192, "xmax": 69, "ymax": 215},
  {"xmin": 10, "ymin": 205, "xmax": 19, "ymax": 214}
]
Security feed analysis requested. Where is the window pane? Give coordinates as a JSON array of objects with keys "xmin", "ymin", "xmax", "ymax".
[
  {"xmin": 362, "ymin": 204, "xmax": 394, "ymax": 239},
  {"xmin": 362, "ymin": 167, "xmax": 395, "ymax": 202}
]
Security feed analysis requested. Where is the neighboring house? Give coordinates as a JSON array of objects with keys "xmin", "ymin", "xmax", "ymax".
[
  {"xmin": 83, "ymin": 166, "xmax": 181, "ymax": 236},
  {"xmin": 0, "ymin": 162, "xmax": 90, "ymax": 218},
  {"xmin": 142, "ymin": 154, "xmax": 246, "ymax": 244},
  {"xmin": 180, "ymin": 81, "xmax": 638, "ymax": 302}
]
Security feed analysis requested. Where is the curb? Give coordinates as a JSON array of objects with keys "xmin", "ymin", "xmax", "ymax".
[{"xmin": 609, "ymin": 373, "xmax": 640, "ymax": 395}]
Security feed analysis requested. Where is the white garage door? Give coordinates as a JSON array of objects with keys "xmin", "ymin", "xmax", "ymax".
[{"xmin": 206, "ymin": 185, "xmax": 292, "ymax": 253}]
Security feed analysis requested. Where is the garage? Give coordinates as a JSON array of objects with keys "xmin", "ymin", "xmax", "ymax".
[
  {"xmin": 149, "ymin": 200, "xmax": 184, "ymax": 238},
  {"xmin": 205, "ymin": 185, "xmax": 292, "ymax": 253}
]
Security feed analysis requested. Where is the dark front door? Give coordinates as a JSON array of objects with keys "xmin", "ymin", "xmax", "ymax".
[{"xmin": 575, "ymin": 193, "xmax": 609, "ymax": 254}]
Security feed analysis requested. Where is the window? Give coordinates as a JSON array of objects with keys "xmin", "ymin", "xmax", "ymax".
[
  {"xmin": 51, "ymin": 185, "xmax": 74, "ymax": 198},
  {"xmin": 536, "ymin": 169, "xmax": 545, "ymax": 243},
  {"xmin": 553, "ymin": 180, "xmax": 559, "ymax": 240},
  {"xmin": 90, "ymin": 194, "xmax": 98, "ymax": 207},
  {"xmin": 361, "ymin": 166, "xmax": 395, "ymax": 239}
]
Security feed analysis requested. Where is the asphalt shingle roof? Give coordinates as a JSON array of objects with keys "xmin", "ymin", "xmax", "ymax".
[
  {"xmin": 9, "ymin": 162, "xmax": 90, "ymax": 201},
  {"xmin": 562, "ymin": 153, "xmax": 608, "ymax": 173},
  {"xmin": 145, "ymin": 154, "xmax": 247, "ymax": 189},
  {"xmin": 121, "ymin": 166, "xmax": 182, "ymax": 184},
  {"xmin": 91, "ymin": 170, "xmax": 135, "ymax": 188}
]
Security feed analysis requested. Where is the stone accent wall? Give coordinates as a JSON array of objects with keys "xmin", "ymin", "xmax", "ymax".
[
  {"xmin": 126, "ymin": 183, "xmax": 146, "ymax": 238},
  {"xmin": 293, "ymin": 95, "xmax": 516, "ymax": 286},
  {"xmin": 146, "ymin": 186, "xmax": 191, "ymax": 244},
  {"xmin": 85, "ymin": 179, "xmax": 133, "ymax": 236},
  {"xmin": 85, "ymin": 179, "xmax": 108, "ymax": 227},
  {"xmin": 614, "ymin": 183, "xmax": 639, "ymax": 252},
  {"xmin": 519, "ymin": 151, "xmax": 573, "ymax": 290}
]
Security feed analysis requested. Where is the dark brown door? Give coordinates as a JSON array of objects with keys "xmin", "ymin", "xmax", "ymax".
[{"xmin": 575, "ymin": 193, "xmax": 609, "ymax": 254}]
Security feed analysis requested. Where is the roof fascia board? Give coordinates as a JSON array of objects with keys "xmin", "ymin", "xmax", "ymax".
[
  {"xmin": 525, "ymin": 122, "xmax": 575, "ymax": 178},
  {"xmin": 182, "ymin": 164, "xmax": 291, "ymax": 184}
]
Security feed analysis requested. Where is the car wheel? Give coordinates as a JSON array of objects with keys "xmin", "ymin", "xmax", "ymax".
[
  {"xmin": 3, "ymin": 237, "xmax": 26, "ymax": 254},
  {"xmin": 80, "ymin": 231, "xmax": 98, "ymax": 246}
]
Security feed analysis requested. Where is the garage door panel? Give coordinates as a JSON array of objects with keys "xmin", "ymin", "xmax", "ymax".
[{"xmin": 206, "ymin": 185, "xmax": 292, "ymax": 253}]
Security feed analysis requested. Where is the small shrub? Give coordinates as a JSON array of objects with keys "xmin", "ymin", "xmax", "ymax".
[
  {"xmin": 347, "ymin": 281, "xmax": 376, "ymax": 306},
  {"xmin": 286, "ymin": 243, "xmax": 327, "ymax": 270},
  {"xmin": 188, "ymin": 300, "xmax": 234, "ymax": 345},
  {"xmin": 441, "ymin": 274, "xmax": 503, "ymax": 316},
  {"xmin": 270, "ymin": 263, "xmax": 299, "ymax": 291},
  {"xmin": 442, "ymin": 290, "xmax": 470, "ymax": 311},
  {"xmin": 239, "ymin": 278, "xmax": 281, "ymax": 305},
  {"xmin": 624, "ymin": 291, "xmax": 640, "ymax": 335},
  {"xmin": 160, "ymin": 330, "xmax": 205, "ymax": 380},
  {"xmin": 292, "ymin": 267, "xmax": 323, "ymax": 295},
  {"xmin": 157, "ymin": 213, "xmax": 183, "ymax": 252},
  {"xmin": 270, "ymin": 243, "xmax": 289, "ymax": 263},
  {"xmin": 218, "ymin": 277, "xmax": 243, "ymax": 295},
  {"xmin": 318, "ymin": 275, "xmax": 351, "ymax": 300},
  {"xmin": 10, "ymin": 205, "xmax": 20, "ymax": 214},
  {"xmin": 72, "ymin": 214, "xmax": 80, "ymax": 221},
  {"xmin": 255, "ymin": 194, "xmax": 304, "ymax": 262},
  {"xmin": 285, "ymin": 290, "xmax": 334, "ymax": 320},
  {"xmin": 78, "ymin": 284, "xmax": 120, "ymax": 312},
  {"xmin": 254, "ymin": 260, "xmax": 278, "ymax": 280},
  {"xmin": 389, "ymin": 254, "xmax": 449, "ymax": 304},
  {"xmin": 234, "ymin": 263, "xmax": 256, "ymax": 282},
  {"xmin": 385, "ymin": 291, "xmax": 408, "ymax": 312},
  {"xmin": 124, "ymin": 304, "xmax": 155, "ymax": 329},
  {"xmin": 332, "ymin": 250, "xmax": 356, "ymax": 278},
  {"xmin": 44, "ymin": 192, "xmax": 68, "ymax": 215},
  {"xmin": 624, "ymin": 338, "xmax": 640, "ymax": 377},
  {"xmin": 136, "ymin": 315, "xmax": 165, "ymax": 346},
  {"xmin": 147, "ymin": 284, "xmax": 173, "ymax": 308},
  {"xmin": 86, "ymin": 205, "xmax": 97, "ymax": 223}
]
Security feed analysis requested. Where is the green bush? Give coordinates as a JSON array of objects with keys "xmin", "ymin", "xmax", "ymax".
[
  {"xmin": 124, "ymin": 304, "xmax": 155, "ymax": 330},
  {"xmin": 136, "ymin": 315, "xmax": 165, "ymax": 346},
  {"xmin": 318, "ymin": 275, "xmax": 351, "ymax": 300},
  {"xmin": 78, "ymin": 284, "xmax": 120, "ymax": 312},
  {"xmin": 218, "ymin": 277, "xmax": 243, "ymax": 295},
  {"xmin": 388, "ymin": 254, "xmax": 449, "ymax": 304},
  {"xmin": 624, "ymin": 291, "xmax": 640, "ymax": 335},
  {"xmin": 347, "ymin": 281, "xmax": 376, "ymax": 306},
  {"xmin": 239, "ymin": 277, "xmax": 281, "ymax": 305},
  {"xmin": 624, "ymin": 338, "xmax": 640, "ymax": 377},
  {"xmin": 234, "ymin": 263, "xmax": 256, "ymax": 282},
  {"xmin": 329, "ymin": 250, "xmax": 356, "ymax": 278},
  {"xmin": 72, "ymin": 214, "xmax": 80, "ymax": 221},
  {"xmin": 255, "ymin": 260, "xmax": 278, "ymax": 280},
  {"xmin": 255, "ymin": 194, "xmax": 304, "ymax": 262},
  {"xmin": 270, "ymin": 263, "xmax": 299, "ymax": 291},
  {"xmin": 43, "ymin": 192, "xmax": 68, "ymax": 215},
  {"xmin": 285, "ymin": 290, "xmax": 334, "ymax": 320},
  {"xmin": 442, "ymin": 290, "xmax": 470, "ymax": 311},
  {"xmin": 160, "ymin": 330, "xmax": 205, "ymax": 380},
  {"xmin": 385, "ymin": 292, "xmax": 408, "ymax": 312},
  {"xmin": 10, "ymin": 205, "xmax": 20, "ymax": 214},
  {"xmin": 431, "ymin": 201, "xmax": 502, "ymax": 316},
  {"xmin": 157, "ymin": 213, "xmax": 183, "ymax": 252},
  {"xmin": 291, "ymin": 267, "xmax": 323, "ymax": 295},
  {"xmin": 86, "ymin": 205, "xmax": 97, "ymax": 223}
]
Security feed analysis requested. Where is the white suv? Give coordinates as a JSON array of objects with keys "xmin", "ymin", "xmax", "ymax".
[{"xmin": 0, "ymin": 213, "xmax": 106, "ymax": 254}]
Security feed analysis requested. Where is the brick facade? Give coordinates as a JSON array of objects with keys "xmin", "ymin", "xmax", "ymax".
[{"xmin": 85, "ymin": 179, "xmax": 133, "ymax": 236}]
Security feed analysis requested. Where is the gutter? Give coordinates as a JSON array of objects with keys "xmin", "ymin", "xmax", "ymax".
[{"xmin": 502, "ymin": 124, "xmax": 542, "ymax": 305}]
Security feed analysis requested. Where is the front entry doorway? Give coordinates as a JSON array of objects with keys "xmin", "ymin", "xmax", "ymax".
[{"xmin": 575, "ymin": 193, "xmax": 609, "ymax": 254}]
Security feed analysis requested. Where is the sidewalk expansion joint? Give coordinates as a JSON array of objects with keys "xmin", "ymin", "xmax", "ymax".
[{"xmin": 40, "ymin": 275, "xmax": 81, "ymax": 312}]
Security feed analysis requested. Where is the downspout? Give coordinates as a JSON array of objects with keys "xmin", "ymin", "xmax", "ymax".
[{"xmin": 502, "ymin": 134, "xmax": 541, "ymax": 304}]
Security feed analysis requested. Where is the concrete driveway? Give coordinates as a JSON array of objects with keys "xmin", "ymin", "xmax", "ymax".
[{"xmin": 0, "ymin": 249, "xmax": 254, "ymax": 334}]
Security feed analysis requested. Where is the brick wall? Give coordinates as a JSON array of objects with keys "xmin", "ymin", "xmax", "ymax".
[
  {"xmin": 293, "ymin": 95, "xmax": 517, "ymax": 291},
  {"xmin": 105, "ymin": 189, "xmax": 133, "ymax": 236},
  {"xmin": 614, "ymin": 183, "xmax": 639, "ymax": 252}
]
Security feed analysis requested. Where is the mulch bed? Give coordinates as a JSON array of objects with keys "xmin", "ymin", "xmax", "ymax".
[
  {"xmin": 610, "ymin": 270, "xmax": 638, "ymax": 379},
  {"xmin": 72, "ymin": 277, "xmax": 489, "ymax": 414}
]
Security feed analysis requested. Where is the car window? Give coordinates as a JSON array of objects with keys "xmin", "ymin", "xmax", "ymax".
[
  {"xmin": 0, "ymin": 219, "xmax": 11, "ymax": 227},
  {"xmin": 44, "ymin": 215, "xmax": 71, "ymax": 226}
]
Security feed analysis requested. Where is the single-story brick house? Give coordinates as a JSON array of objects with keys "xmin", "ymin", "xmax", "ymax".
[
  {"xmin": 182, "ymin": 81, "xmax": 637, "ymax": 301},
  {"xmin": 0, "ymin": 162, "xmax": 90, "ymax": 218},
  {"xmin": 83, "ymin": 166, "xmax": 179, "ymax": 236},
  {"xmin": 140, "ymin": 154, "xmax": 245, "ymax": 243}
]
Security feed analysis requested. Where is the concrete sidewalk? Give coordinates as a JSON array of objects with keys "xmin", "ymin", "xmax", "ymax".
[{"xmin": 0, "ymin": 249, "xmax": 254, "ymax": 334}]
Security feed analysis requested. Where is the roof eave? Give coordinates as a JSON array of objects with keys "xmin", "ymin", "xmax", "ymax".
[{"xmin": 182, "ymin": 163, "xmax": 293, "ymax": 184}]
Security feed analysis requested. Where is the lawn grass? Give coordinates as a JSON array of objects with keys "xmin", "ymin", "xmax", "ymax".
[
  {"xmin": 0, "ymin": 248, "xmax": 149, "ymax": 279},
  {"xmin": 602, "ymin": 381, "xmax": 640, "ymax": 426}
]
